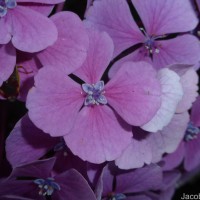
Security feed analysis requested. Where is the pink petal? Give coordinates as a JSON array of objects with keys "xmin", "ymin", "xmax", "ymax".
[
  {"xmin": 64, "ymin": 106, "xmax": 132, "ymax": 163},
  {"xmin": 176, "ymin": 69, "xmax": 198, "ymax": 113},
  {"xmin": 0, "ymin": 43, "xmax": 16, "ymax": 86},
  {"xmin": 85, "ymin": 0, "xmax": 144, "ymax": 57},
  {"xmin": 37, "ymin": 12, "xmax": 89, "ymax": 74},
  {"xmin": 142, "ymin": 68, "xmax": 183, "ymax": 132},
  {"xmin": 26, "ymin": 66, "xmax": 84, "ymax": 137},
  {"xmin": 8, "ymin": 6, "xmax": 58, "ymax": 52},
  {"xmin": 106, "ymin": 61, "xmax": 162, "ymax": 126},
  {"xmin": 153, "ymin": 35, "xmax": 200, "ymax": 69},
  {"xmin": 132, "ymin": 0, "xmax": 198, "ymax": 35},
  {"xmin": 159, "ymin": 112, "xmax": 189, "ymax": 154},
  {"xmin": 75, "ymin": 28, "xmax": 114, "ymax": 83},
  {"xmin": 115, "ymin": 129, "xmax": 152, "ymax": 169},
  {"xmin": 20, "ymin": 3, "xmax": 54, "ymax": 16},
  {"xmin": 108, "ymin": 48, "xmax": 152, "ymax": 78}
]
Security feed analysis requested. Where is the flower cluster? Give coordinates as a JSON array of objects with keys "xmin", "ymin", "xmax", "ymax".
[{"xmin": 0, "ymin": 0, "xmax": 200, "ymax": 199}]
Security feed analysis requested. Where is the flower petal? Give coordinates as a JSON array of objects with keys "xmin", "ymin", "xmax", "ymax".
[
  {"xmin": 0, "ymin": 18, "xmax": 11, "ymax": 44},
  {"xmin": 6, "ymin": 114, "xmax": 58, "ymax": 167},
  {"xmin": 26, "ymin": 66, "xmax": 84, "ymax": 137},
  {"xmin": 54, "ymin": 169, "xmax": 96, "ymax": 200},
  {"xmin": 8, "ymin": 6, "xmax": 58, "ymax": 52},
  {"xmin": 0, "ymin": 43, "xmax": 16, "ymax": 86},
  {"xmin": 17, "ymin": 0, "xmax": 64, "ymax": 3},
  {"xmin": 75, "ymin": 28, "xmax": 114, "ymax": 83},
  {"xmin": 142, "ymin": 68, "xmax": 183, "ymax": 132},
  {"xmin": 85, "ymin": 0, "xmax": 144, "ymax": 57},
  {"xmin": 106, "ymin": 61, "xmax": 162, "ymax": 126},
  {"xmin": 37, "ymin": 12, "xmax": 89, "ymax": 74},
  {"xmin": 64, "ymin": 106, "xmax": 132, "ymax": 163},
  {"xmin": 191, "ymin": 96, "xmax": 200, "ymax": 127},
  {"xmin": 115, "ymin": 128, "xmax": 152, "ymax": 169},
  {"xmin": 132, "ymin": 0, "xmax": 198, "ymax": 35},
  {"xmin": 153, "ymin": 35, "xmax": 200, "ymax": 70}
]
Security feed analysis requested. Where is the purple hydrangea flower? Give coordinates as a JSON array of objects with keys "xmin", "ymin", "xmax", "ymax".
[
  {"xmin": 86, "ymin": 0, "xmax": 200, "ymax": 71},
  {"xmin": 95, "ymin": 164, "xmax": 162, "ymax": 200},
  {"xmin": 26, "ymin": 28, "xmax": 175, "ymax": 163},
  {"xmin": 0, "ymin": 158, "xmax": 96, "ymax": 200}
]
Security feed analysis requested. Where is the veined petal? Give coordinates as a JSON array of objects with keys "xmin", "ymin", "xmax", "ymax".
[
  {"xmin": 152, "ymin": 35, "xmax": 200, "ymax": 70},
  {"xmin": 106, "ymin": 61, "xmax": 162, "ymax": 126},
  {"xmin": 191, "ymin": 96, "xmax": 200, "ymax": 127},
  {"xmin": 37, "ymin": 12, "xmax": 89, "ymax": 74},
  {"xmin": 142, "ymin": 68, "xmax": 183, "ymax": 132},
  {"xmin": 132, "ymin": 0, "xmax": 198, "ymax": 35},
  {"xmin": 86, "ymin": 0, "xmax": 144, "ymax": 57},
  {"xmin": 8, "ymin": 6, "xmax": 58, "ymax": 52},
  {"xmin": 26, "ymin": 66, "xmax": 84, "ymax": 137},
  {"xmin": 75, "ymin": 28, "xmax": 114, "ymax": 83},
  {"xmin": 64, "ymin": 106, "xmax": 132, "ymax": 163}
]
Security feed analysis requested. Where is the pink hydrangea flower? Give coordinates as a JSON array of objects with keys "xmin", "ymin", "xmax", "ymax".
[{"xmin": 26, "ymin": 29, "xmax": 179, "ymax": 163}]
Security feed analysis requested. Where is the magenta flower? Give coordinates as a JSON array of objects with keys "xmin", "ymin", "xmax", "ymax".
[
  {"xmin": 0, "ymin": 0, "xmax": 65, "ymax": 52},
  {"xmin": 86, "ymin": 0, "xmax": 200, "ymax": 70},
  {"xmin": 26, "ymin": 29, "xmax": 172, "ymax": 163}
]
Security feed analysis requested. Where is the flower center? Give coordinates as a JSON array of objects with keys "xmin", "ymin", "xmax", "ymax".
[
  {"xmin": 184, "ymin": 122, "xmax": 200, "ymax": 142},
  {"xmin": 0, "ymin": 0, "xmax": 17, "ymax": 17},
  {"xmin": 107, "ymin": 193, "xmax": 127, "ymax": 200},
  {"xmin": 34, "ymin": 177, "xmax": 61, "ymax": 196},
  {"xmin": 140, "ymin": 28, "xmax": 165, "ymax": 55},
  {"xmin": 82, "ymin": 80, "xmax": 107, "ymax": 106}
]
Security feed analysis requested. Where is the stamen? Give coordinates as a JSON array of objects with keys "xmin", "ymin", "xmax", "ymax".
[
  {"xmin": 82, "ymin": 81, "xmax": 107, "ymax": 106},
  {"xmin": 0, "ymin": 0, "xmax": 17, "ymax": 17},
  {"xmin": 34, "ymin": 177, "xmax": 61, "ymax": 196},
  {"xmin": 184, "ymin": 122, "xmax": 200, "ymax": 142},
  {"xmin": 107, "ymin": 193, "xmax": 127, "ymax": 200}
]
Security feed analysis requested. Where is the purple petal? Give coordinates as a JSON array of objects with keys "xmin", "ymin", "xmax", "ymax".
[
  {"xmin": 75, "ymin": 28, "xmax": 114, "ymax": 83},
  {"xmin": 8, "ymin": 6, "xmax": 58, "ymax": 52},
  {"xmin": 26, "ymin": 66, "xmax": 84, "ymax": 137},
  {"xmin": 106, "ymin": 61, "xmax": 162, "ymax": 126},
  {"xmin": 9, "ymin": 158, "xmax": 56, "ymax": 179},
  {"xmin": 6, "ymin": 114, "xmax": 58, "ymax": 167},
  {"xmin": 184, "ymin": 135, "xmax": 200, "ymax": 171},
  {"xmin": 64, "ymin": 106, "xmax": 132, "ymax": 163},
  {"xmin": 116, "ymin": 164, "xmax": 162, "ymax": 193},
  {"xmin": 54, "ymin": 169, "xmax": 96, "ymax": 200},
  {"xmin": 85, "ymin": 0, "xmax": 144, "ymax": 57},
  {"xmin": 132, "ymin": 0, "xmax": 198, "ymax": 35},
  {"xmin": 162, "ymin": 142, "xmax": 185, "ymax": 171},
  {"xmin": 37, "ymin": 12, "xmax": 89, "ymax": 74},
  {"xmin": 126, "ymin": 196, "xmax": 151, "ymax": 200},
  {"xmin": 0, "ymin": 18, "xmax": 11, "ymax": 44},
  {"xmin": 191, "ymin": 96, "xmax": 200, "ymax": 127},
  {"xmin": 142, "ymin": 68, "xmax": 183, "ymax": 132},
  {"xmin": 0, "ymin": 43, "xmax": 16, "ymax": 86},
  {"xmin": 152, "ymin": 35, "xmax": 200, "ymax": 70}
]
